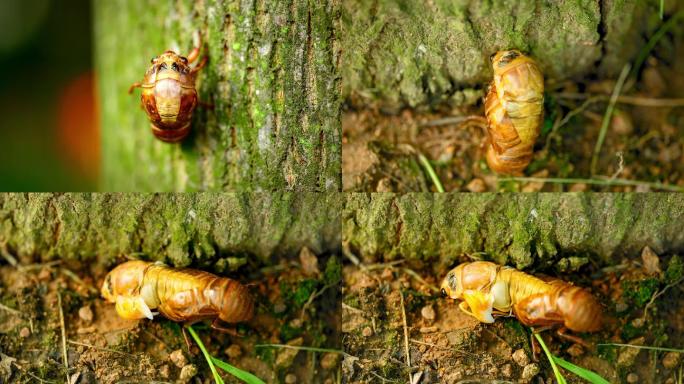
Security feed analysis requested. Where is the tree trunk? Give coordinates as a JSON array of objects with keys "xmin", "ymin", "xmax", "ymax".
[
  {"xmin": 0, "ymin": 193, "xmax": 341, "ymax": 267},
  {"xmin": 343, "ymin": 193, "xmax": 684, "ymax": 270},
  {"xmin": 341, "ymin": 0, "xmax": 663, "ymax": 109},
  {"xmin": 94, "ymin": 0, "xmax": 341, "ymax": 192}
]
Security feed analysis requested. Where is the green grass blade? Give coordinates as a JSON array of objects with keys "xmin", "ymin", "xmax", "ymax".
[
  {"xmin": 211, "ymin": 357, "xmax": 266, "ymax": 384},
  {"xmin": 417, "ymin": 153, "xmax": 445, "ymax": 193},
  {"xmin": 255, "ymin": 344, "xmax": 344, "ymax": 354},
  {"xmin": 553, "ymin": 356, "xmax": 610, "ymax": 384},
  {"xmin": 186, "ymin": 325, "xmax": 225, "ymax": 384},
  {"xmin": 598, "ymin": 343, "xmax": 684, "ymax": 353},
  {"xmin": 533, "ymin": 332, "xmax": 567, "ymax": 384}
]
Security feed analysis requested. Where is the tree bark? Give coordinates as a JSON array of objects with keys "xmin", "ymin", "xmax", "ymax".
[
  {"xmin": 343, "ymin": 193, "xmax": 684, "ymax": 270},
  {"xmin": 95, "ymin": 0, "xmax": 341, "ymax": 191},
  {"xmin": 341, "ymin": 0, "xmax": 663, "ymax": 109},
  {"xmin": 0, "ymin": 193, "xmax": 341, "ymax": 267}
]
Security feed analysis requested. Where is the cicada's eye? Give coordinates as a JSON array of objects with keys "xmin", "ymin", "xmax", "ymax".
[
  {"xmin": 489, "ymin": 52, "xmax": 497, "ymax": 63},
  {"xmin": 441, "ymin": 288, "xmax": 447, "ymax": 297}
]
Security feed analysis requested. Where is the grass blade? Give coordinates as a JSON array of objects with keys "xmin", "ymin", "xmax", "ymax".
[
  {"xmin": 553, "ymin": 356, "xmax": 610, "ymax": 384},
  {"xmin": 417, "ymin": 153, "xmax": 445, "ymax": 192},
  {"xmin": 533, "ymin": 332, "xmax": 567, "ymax": 384},
  {"xmin": 211, "ymin": 357, "xmax": 266, "ymax": 384},
  {"xmin": 186, "ymin": 325, "xmax": 225, "ymax": 384},
  {"xmin": 597, "ymin": 343, "xmax": 684, "ymax": 353}
]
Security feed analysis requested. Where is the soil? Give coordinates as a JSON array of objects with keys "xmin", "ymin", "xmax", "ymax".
[
  {"xmin": 342, "ymin": 252, "xmax": 684, "ymax": 384},
  {"xmin": 342, "ymin": 28, "xmax": 684, "ymax": 192},
  {"xmin": 0, "ymin": 251, "xmax": 342, "ymax": 384}
]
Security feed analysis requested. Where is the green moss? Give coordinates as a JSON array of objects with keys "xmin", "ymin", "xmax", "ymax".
[
  {"xmin": 666, "ymin": 255, "xmax": 684, "ymax": 284},
  {"xmin": 279, "ymin": 323, "xmax": 303, "ymax": 342},
  {"xmin": 324, "ymin": 256, "xmax": 342, "ymax": 286},
  {"xmin": 622, "ymin": 278, "xmax": 659, "ymax": 307}
]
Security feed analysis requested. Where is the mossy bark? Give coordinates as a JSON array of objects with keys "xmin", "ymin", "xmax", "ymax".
[
  {"xmin": 343, "ymin": 193, "xmax": 684, "ymax": 270},
  {"xmin": 0, "ymin": 193, "xmax": 341, "ymax": 267},
  {"xmin": 95, "ymin": 0, "xmax": 341, "ymax": 191},
  {"xmin": 341, "ymin": 0, "xmax": 663, "ymax": 109}
]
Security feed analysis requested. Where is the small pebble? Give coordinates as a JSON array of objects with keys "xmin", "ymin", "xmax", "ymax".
[
  {"xmin": 77, "ymin": 326, "xmax": 97, "ymax": 334},
  {"xmin": 78, "ymin": 306, "xmax": 94, "ymax": 323},
  {"xmin": 38, "ymin": 268, "xmax": 51, "ymax": 281},
  {"xmin": 419, "ymin": 326, "xmax": 438, "ymax": 333},
  {"xmin": 273, "ymin": 301, "xmax": 287, "ymax": 314},
  {"xmin": 521, "ymin": 363, "xmax": 539, "ymax": 381},
  {"xmin": 299, "ymin": 247, "xmax": 320, "ymax": 277},
  {"xmin": 158, "ymin": 364, "xmax": 170, "ymax": 379},
  {"xmin": 225, "ymin": 344, "xmax": 242, "ymax": 359},
  {"xmin": 626, "ymin": 373, "xmax": 639, "ymax": 383},
  {"xmin": 566, "ymin": 343, "xmax": 584, "ymax": 357},
  {"xmin": 285, "ymin": 373, "xmax": 297, "ymax": 383},
  {"xmin": 663, "ymin": 351, "xmax": 681, "ymax": 369},
  {"xmin": 421, "ymin": 305, "xmax": 436, "ymax": 323},
  {"xmin": 512, "ymin": 348, "xmax": 530, "ymax": 367},
  {"xmin": 380, "ymin": 268, "xmax": 394, "ymax": 281},
  {"xmin": 500, "ymin": 364, "xmax": 512, "ymax": 378},
  {"xmin": 320, "ymin": 352, "xmax": 340, "ymax": 370},
  {"xmin": 418, "ymin": 345, "xmax": 426, "ymax": 353},
  {"xmin": 169, "ymin": 349, "xmax": 188, "ymax": 368},
  {"xmin": 19, "ymin": 327, "xmax": 30, "ymax": 338},
  {"xmin": 178, "ymin": 364, "xmax": 197, "ymax": 383},
  {"xmin": 466, "ymin": 178, "xmax": 487, "ymax": 193},
  {"xmin": 362, "ymin": 326, "xmax": 373, "ymax": 337}
]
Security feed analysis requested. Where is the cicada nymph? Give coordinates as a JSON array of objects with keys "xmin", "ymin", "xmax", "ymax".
[
  {"xmin": 484, "ymin": 50, "xmax": 544, "ymax": 174},
  {"xmin": 101, "ymin": 261, "xmax": 253, "ymax": 329},
  {"xmin": 440, "ymin": 261, "xmax": 602, "ymax": 341},
  {"xmin": 128, "ymin": 32, "xmax": 207, "ymax": 143}
]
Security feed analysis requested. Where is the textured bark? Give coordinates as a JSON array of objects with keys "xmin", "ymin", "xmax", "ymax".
[
  {"xmin": 343, "ymin": 193, "xmax": 684, "ymax": 270},
  {"xmin": 0, "ymin": 193, "xmax": 341, "ymax": 267},
  {"xmin": 341, "ymin": 0, "xmax": 663, "ymax": 109},
  {"xmin": 95, "ymin": 0, "xmax": 341, "ymax": 191}
]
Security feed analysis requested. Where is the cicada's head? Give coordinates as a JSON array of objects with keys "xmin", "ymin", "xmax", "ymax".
[
  {"xmin": 101, "ymin": 260, "xmax": 149, "ymax": 302},
  {"xmin": 440, "ymin": 264, "xmax": 466, "ymax": 300},
  {"xmin": 490, "ymin": 49, "xmax": 524, "ymax": 68},
  {"xmin": 101, "ymin": 260, "xmax": 156, "ymax": 320},
  {"xmin": 440, "ymin": 261, "xmax": 500, "ymax": 300}
]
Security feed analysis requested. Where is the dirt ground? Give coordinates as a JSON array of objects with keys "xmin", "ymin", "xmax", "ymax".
[
  {"xmin": 341, "ymin": 248, "xmax": 684, "ymax": 383},
  {"xmin": 0, "ymin": 250, "xmax": 342, "ymax": 384},
  {"xmin": 342, "ymin": 29, "xmax": 684, "ymax": 192}
]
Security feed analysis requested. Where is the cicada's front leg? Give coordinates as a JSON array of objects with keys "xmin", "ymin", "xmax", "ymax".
[{"xmin": 460, "ymin": 290, "xmax": 495, "ymax": 323}]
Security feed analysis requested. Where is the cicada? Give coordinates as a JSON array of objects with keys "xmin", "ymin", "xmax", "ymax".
[
  {"xmin": 440, "ymin": 261, "xmax": 602, "ymax": 342},
  {"xmin": 128, "ymin": 32, "xmax": 207, "ymax": 143},
  {"xmin": 483, "ymin": 50, "xmax": 544, "ymax": 174},
  {"xmin": 101, "ymin": 261, "xmax": 253, "ymax": 330}
]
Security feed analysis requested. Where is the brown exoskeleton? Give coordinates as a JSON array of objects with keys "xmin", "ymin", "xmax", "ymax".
[
  {"xmin": 128, "ymin": 32, "xmax": 207, "ymax": 142},
  {"xmin": 440, "ymin": 261, "xmax": 602, "ymax": 351},
  {"xmin": 101, "ymin": 261, "xmax": 254, "ymax": 334}
]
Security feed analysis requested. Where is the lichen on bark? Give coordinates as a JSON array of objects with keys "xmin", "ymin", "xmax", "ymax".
[
  {"xmin": 343, "ymin": 193, "xmax": 684, "ymax": 271},
  {"xmin": 95, "ymin": 0, "xmax": 341, "ymax": 191},
  {"xmin": 341, "ymin": 0, "xmax": 662, "ymax": 110},
  {"xmin": 0, "ymin": 193, "xmax": 341, "ymax": 267}
]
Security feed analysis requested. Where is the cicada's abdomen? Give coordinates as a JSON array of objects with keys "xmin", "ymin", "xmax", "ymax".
[{"xmin": 484, "ymin": 50, "xmax": 544, "ymax": 174}]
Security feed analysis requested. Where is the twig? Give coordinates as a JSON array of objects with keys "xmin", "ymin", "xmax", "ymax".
[
  {"xmin": 342, "ymin": 303, "xmax": 365, "ymax": 314},
  {"xmin": 0, "ymin": 243, "xmax": 18, "ymax": 267},
  {"xmin": 23, "ymin": 370, "xmax": 56, "ymax": 384},
  {"xmin": 544, "ymin": 96, "xmax": 601, "ymax": 151},
  {"xmin": 399, "ymin": 291, "xmax": 411, "ymax": 384},
  {"xmin": 631, "ymin": 10, "xmax": 684, "ymax": 81},
  {"xmin": 591, "ymin": 63, "xmax": 631, "ymax": 176},
  {"xmin": 500, "ymin": 176, "xmax": 684, "ymax": 192},
  {"xmin": 67, "ymin": 340, "xmax": 135, "ymax": 356},
  {"xmin": 0, "ymin": 302, "xmax": 21, "ymax": 315},
  {"xmin": 300, "ymin": 284, "xmax": 333, "ymax": 320},
  {"xmin": 641, "ymin": 275, "xmax": 684, "ymax": 321},
  {"xmin": 554, "ymin": 93, "xmax": 684, "ymax": 107},
  {"xmin": 402, "ymin": 268, "xmax": 438, "ymax": 293},
  {"xmin": 57, "ymin": 291, "xmax": 69, "ymax": 383},
  {"xmin": 419, "ymin": 115, "xmax": 486, "ymax": 128},
  {"xmin": 342, "ymin": 241, "xmax": 361, "ymax": 267},
  {"xmin": 60, "ymin": 268, "xmax": 99, "ymax": 295},
  {"xmin": 254, "ymin": 344, "xmax": 344, "ymax": 354},
  {"xmin": 417, "ymin": 153, "xmax": 445, "ymax": 193},
  {"xmin": 597, "ymin": 343, "xmax": 684, "ymax": 353}
]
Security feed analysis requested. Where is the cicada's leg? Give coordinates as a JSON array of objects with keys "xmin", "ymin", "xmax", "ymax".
[
  {"xmin": 128, "ymin": 81, "xmax": 143, "ymax": 94},
  {"xmin": 458, "ymin": 301, "xmax": 475, "ymax": 318},
  {"xmin": 186, "ymin": 31, "xmax": 202, "ymax": 63},
  {"xmin": 210, "ymin": 318, "xmax": 241, "ymax": 337},
  {"xmin": 557, "ymin": 327, "xmax": 591, "ymax": 349},
  {"xmin": 191, "ymin": 55, "xmax": 207, "ymax": 75}
]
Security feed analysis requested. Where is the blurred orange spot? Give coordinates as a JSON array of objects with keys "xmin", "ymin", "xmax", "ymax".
[{"xmin": 57, "ymin": 72, "xmax": 99, "ymax": 180}]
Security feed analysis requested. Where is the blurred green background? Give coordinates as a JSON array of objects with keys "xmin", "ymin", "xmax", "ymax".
[{"xmin": 0, "ymin": 0, "xmax": 96, "ymax": 191}]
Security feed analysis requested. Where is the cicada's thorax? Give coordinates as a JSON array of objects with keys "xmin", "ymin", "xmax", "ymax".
[
  {"xmin": 493, "ymin": 267, "xmax": 552, "ymax": 312},
  {"xmin": 484, "ymin": 50, "xmax": 544, "ymax": 174},
  {"xmin": 140, "ymin": 51, "xmax": 198, "ymax": 142}
]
